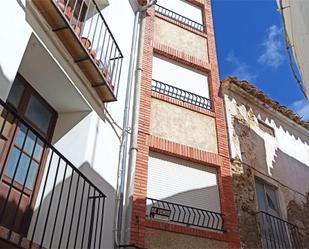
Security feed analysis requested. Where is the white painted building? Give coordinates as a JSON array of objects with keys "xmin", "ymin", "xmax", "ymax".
[
  {"xmin": 0, "ymin": 0, "xmax": 138, "ymax": 248},
  {"xmin": 277, "ymin": 0, "xmax": 309, "ymax": 99}
]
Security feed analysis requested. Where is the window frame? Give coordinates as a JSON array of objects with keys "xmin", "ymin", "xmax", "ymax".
[
  {"xmin": 258, "ymin": 119, "xmax": 275, "ymax": 137},
  {"xmin": 255, "ymin": 178, "xmax": 281, "ymax": 217},
  {"xmin": 7, "ymin": 73, "xmax": 58, "ymax": 141}
]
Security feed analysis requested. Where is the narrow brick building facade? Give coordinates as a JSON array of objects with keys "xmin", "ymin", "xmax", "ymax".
[{"xmin": 128, "ymin": 1, "xmax": 240, "ymax": 248}]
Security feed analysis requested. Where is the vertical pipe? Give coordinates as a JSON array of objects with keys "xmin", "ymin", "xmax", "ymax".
[
  {"xmin": 122, "ymin": 1, "xmax": 152, "ymax": 244},
  {"xmin": 115, "ymin": 1, "xmax": 157, "ymax": 247},
  {"xmin": 114, "ymin": 9, "xmax": 140, "ymax": 247}
]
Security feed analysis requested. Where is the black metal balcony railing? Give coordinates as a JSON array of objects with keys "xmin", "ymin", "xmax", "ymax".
[
  {"xmin": 257, "ymin": 211, "xmax": 303, "ymax": 249},
  {"xmin": 34, "ymin": 0, "xmax": 124, "ymax": 102},
  {"xmin": 146, "ymin": 198, "xmax": 224, "ymax": 232},
  {"xmin": 56, "ymin": 0, "xmax": 123, "ymax": 96},
  {"xmin": 155, "ymin": 4, "xmax": 204, "ymax": 32},
  {"xmin": 152, "ymin": 79, "xmax": 212, "ymax": 111},
  {"xmin": 0, "ymin": 99, "xmax": 106, "ymax": 249}
]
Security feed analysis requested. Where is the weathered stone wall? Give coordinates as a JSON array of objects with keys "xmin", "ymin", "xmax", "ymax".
[
  {"xmin": 287, "ymin": 193, "xmax": 309, "ymax": 249},
  {"xmin": 144, "ymin": 228, "xmax": 228, "ymax": 249},
  {"xmin": 231, "ymin": 160, "xmax": 262, "ymax": 249}
]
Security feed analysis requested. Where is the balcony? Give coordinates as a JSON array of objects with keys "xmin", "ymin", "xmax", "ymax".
[
  {"xmin": 152, "ymin": 79, "xmax": 212, "ymax": 111},
  {"xmin": 146, "ymin": 197, "xmax": 224, "ymax": 232},
  {"xmin": 257, "ymin": 211, "xmax": 303, "ymax": 249},
  {"xmin": 32, "ymin": 0, "xmax": 123, "ymax": 102},
  {"xmin": 155, "ymin": 4, "xmax": 204, "ymax": 32},
  {"xmin": 0, "ymin": 99, "xmax": 106, "ymax": 249}
]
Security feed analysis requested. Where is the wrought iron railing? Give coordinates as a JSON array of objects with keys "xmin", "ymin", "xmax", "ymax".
[
  {"xmin": 155, "ymin": 4, "xmax": 204, "ymax": 32},
  {"xmin": 146, "ymin": 198, "xmax": 224, "ymax": 232},
  {"xmin": 257, "ymin": 211, "xmax": 303, "ymax": 249},
  {"xmin": 53, "ymin": 0, "xmax": 123, "ymax": 97},
  {"xmin": 0, "ymin": 98, "xmax": 106, "ymax": 249},
  {"xmin": 119, "ymin": 245, "xmax": 147, "ymax": 249},
  {"xmin": 152, "ymin": 79, "xmax": 212, "ymax": 111}
]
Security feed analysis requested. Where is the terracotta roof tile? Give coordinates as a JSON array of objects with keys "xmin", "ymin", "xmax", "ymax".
[{"xmin": 222, "ymin": 76, "xmax": 309, "ymax": 130}]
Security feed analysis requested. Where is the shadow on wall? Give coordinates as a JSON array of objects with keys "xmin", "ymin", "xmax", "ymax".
[
  {"xmin": 274, "ymin": 147, "xmax": 309, "ymax": 249},
  {"xmin": 0, "ymin": 65, "xmax": 12, "ymax": 100},
  {"xmin": 271, "ymin": 148, "xmax": 309, "ymax": 201},
  {"xmin": 287, "ymin": 192, "xmax": 309, "ymax": 249},
  {"xmin": 161, "ymin": 185, "xmax": 220, "ymax": 212},
  {"xmin": 0, "ymin": 162, "xmax": 116, "ymax": 249}
]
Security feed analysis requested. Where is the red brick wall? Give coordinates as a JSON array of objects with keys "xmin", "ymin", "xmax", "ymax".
[{"xmin": 130, "ymin": 1, "xmax": 240, "ymax": 248}]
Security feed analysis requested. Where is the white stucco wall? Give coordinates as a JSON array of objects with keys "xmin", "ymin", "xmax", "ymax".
[
  {"xmin": 277, "ymin": 0, "xmax": 309, "ymax": 99},
  {"xmin": 0, "ymin": 1, "xmax": 32, "ymax": 100},
  {"xmin": 43, "ymin": 0, "xmax": 135, "ymax": 247},
  {"xmin": 0, "ymin": 0, "xmax": 135, "ymax": 248}
]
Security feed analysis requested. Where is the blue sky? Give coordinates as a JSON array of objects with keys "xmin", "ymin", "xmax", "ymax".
[{"xmin": 212, "ymin": 0, "xmax": 309, "ymax": 120}]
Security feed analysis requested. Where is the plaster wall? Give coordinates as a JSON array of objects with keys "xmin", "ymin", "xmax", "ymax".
[
  {"xmin": 154, "ymin": 17, "xmax": 208, "ymax": 62},
  {"xmin": 0, "ymin": 0, "xmax": 135, "ymax": 248},
  {"xmin": 150, "ymin": 98, "xmax": 218, "ymax": 153},
  {"xmin": 224, "ymin": 89, "xmax": 309, "ymax": 197},
  {"xmin": 0, "ymin": 1, "xmax": 32, "ymax": 100},
  {"xmin": 144, "ymin": 228, "xmax": 228, "ymax": 249},
  {"xmin": 277, "ymin": 0, "xmax": 309, "ymax": 98}
]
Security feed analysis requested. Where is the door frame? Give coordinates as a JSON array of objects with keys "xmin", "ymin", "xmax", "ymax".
[{"xmin": 0, "ymin": 73, "xmax": 58, "ymax": 234}]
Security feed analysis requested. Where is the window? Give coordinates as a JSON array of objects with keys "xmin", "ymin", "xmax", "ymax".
[
  {"xmin": 258, "ymin": 120, "xmax": 275, "ymax": 137},
  {"xmin": 152, "ymin": 55, "xmax": 210, "ymax": 99},
  {"xmin": 147, "ymin": 152, "xmax": 220, "ymax": 212},
  {"xmin": 146, "ymin": 152, "xmax": 223, "ymax": 230},
  {"xmin": 255, "ymin": 179, "xmax": 292, "ymax": 247},
  {"xmin": 157, "ymin": 0, "xmax": 203, "ymax": 25},
  {"xmin": 1, "ymin": 74, "xmax": 57, "ymax": 192},
  {"xmin": 255, "ymin": 179, "xmax": 280, "ymax": 216}
]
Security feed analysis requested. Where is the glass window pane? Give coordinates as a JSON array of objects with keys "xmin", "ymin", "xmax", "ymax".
[
  {"xmin": 15, "ymin": 124, "xmax": 44, "ymax": 161},
  {"xmin": 5, "ymin": 148, "xmax": 31, "ymax": 185},
  {"xmin": 7, "ymin": 78, "xmax": 25, "ymax": 109},
  {"xmin": 4, "ymin": 148, "xmax": 21, "ymax": 179},
  {"xmin": 4, "ymin": 148, "xmax": 38, "ymax": 190},
  {"xmin": 25, "ymin": 161, "xmax": 38, "ymax": 189},
  {"xmin": 265, "ymin": 187, "xmax": 280, "ymax": 216},
  {"xmin": 15, "ymin": 125, "xmax": 38, "ymax": 156},
  {"xmin": 25, "ymin": 95, "xmax": 52, "ymax": 134},
  {"xmin": 256, "ymin": 181, "xmax": 267, "ymax": 212},
  {"xmin": 34, "ymin": 139, "xmax": 44, "ymax": 160},
  {"xmin": 15, "ymin": 124, "xmax": 27, "ymax": 148}
]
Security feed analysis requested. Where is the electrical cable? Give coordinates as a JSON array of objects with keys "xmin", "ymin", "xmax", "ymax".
[{"xmin": 278, "ymin": 0, "xmax": 307, "ymax": 99}]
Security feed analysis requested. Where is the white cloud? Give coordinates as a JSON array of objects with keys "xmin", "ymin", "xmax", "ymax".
[
  {"xmin": 289, "ymin": 99, "xmax": 309, "ymax": 120},
  {"xmin": 258, "ymin": 25, "xmax": 284, "ymax": 69},
  {"xmin": 225, "ymin": 51, "xmax": 257, "ymax": 82}
]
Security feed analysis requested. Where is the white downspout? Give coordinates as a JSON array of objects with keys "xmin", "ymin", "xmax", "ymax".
[
  {"xmin": 114, "ymin": 0, "xmax": 156, "ymax": 248},
  {"xmin": 114, "ymin": 9, "xmax": 140, "ymax": 248}
]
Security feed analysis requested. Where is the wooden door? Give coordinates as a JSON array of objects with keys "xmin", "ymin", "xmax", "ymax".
[{"xmin": 0, "ymin": 74, "xmax": 57, "ymax": 236}]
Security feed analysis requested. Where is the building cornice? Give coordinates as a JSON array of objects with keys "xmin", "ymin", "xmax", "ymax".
[{"xmin": 221, "ymin": 76, "xmax": 309, "ymax": 134}]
